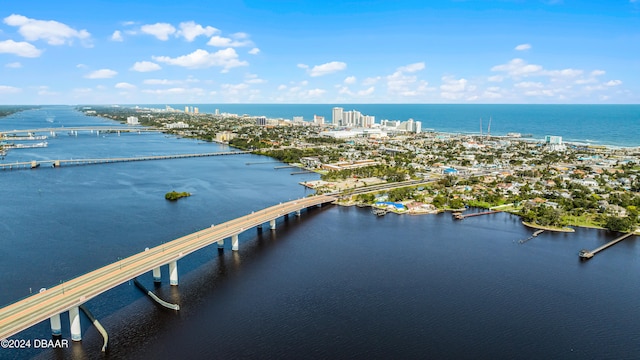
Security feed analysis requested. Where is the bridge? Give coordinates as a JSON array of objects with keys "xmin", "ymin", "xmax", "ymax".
[
  {"xmin": 0, "ymin": 151, "xmax": 252, "ymax": 170},
  {"xmin": 0, "ymin": 126, "xmax": 161, "ymax": 137},
  {"xmin": 0, "ymin": 194, "xmax": 337, "ymax": 345}
]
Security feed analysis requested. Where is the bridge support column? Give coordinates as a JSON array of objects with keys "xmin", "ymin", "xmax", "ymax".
[
  {"xmin": 169, "ymin": 261, "xmax": 178, "ymax": 286},
  {"xmin": 217, "ymin": 238, "xmax": 224, "ymax": 249},
  {"xmin": 270, "ymin": 219, "xmax": 276, "ymax": 230},
  {"xmin": 153, "ymin": 267, "xmax": 161, "ymax": 283},
  {"xmin": 296, "ymin": 210, "xmax": 301, "ymax": 217},
  {"xmin": 69, "ymin": 306, "xmax": 82, "ymax": 341},
  {"xmin": 50, "ymin": 313, "xmax": 62, "ymax": 336},
  {"xmin": 231, "ymin": 234, "xmax": 239, "ymax": 251}
]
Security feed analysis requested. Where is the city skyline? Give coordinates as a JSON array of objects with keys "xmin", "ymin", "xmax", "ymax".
[{"xmin": 0, "ymin": 0, "xmax": 639, "ymax": 105}]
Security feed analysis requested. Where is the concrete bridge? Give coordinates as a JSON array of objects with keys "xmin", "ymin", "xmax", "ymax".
[
  {"xmin": 0, "ymin": 194, "xmax": 336, "ymax": 345},
  {"xmin": 0, "ymin": 126, "xmax": 161, "ymax": 137},
  {"xmin": 0, "ymin": 151, "xmax": 252, "ymax": 170}
]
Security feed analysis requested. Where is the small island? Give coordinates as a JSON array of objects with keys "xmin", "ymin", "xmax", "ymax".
[{"xmin": 165, "ymin": 191, "xmax": 191, "ymax": 201}]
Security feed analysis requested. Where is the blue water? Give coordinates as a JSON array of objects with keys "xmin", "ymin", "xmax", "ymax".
[
  {"xmin": 141, "ymin": 104, "xmax": 640, "ymax": 147},
  {"xmin": 1, "ymin": 107, "xmax": 640, "ymax": 359}
]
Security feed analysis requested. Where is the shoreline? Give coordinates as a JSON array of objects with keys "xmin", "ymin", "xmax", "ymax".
[{"xmin": 522, "ymin": 221, "xmax": 576, "ymax": 233}]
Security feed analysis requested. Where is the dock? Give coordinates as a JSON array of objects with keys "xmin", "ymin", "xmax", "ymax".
[
  {"xmin": 519, "ymin": 230, "xmax": 544, "ymax": 244},
  {"xmin": 579, "ymin": 233, "xmax": 636, "ymax": 259},
  {"xmin": 454, "ymin": 210, "xmax": 500, "ymax": 220}
]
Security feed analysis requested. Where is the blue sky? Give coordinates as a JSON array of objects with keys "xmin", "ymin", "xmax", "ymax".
[{"xmin": 0, "ymin": 0, "xmax": 638, "ymax": 104}]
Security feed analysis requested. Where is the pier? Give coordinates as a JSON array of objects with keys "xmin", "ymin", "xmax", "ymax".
[
  {"xmin": 0, "ymin": 151, "xmax": 251, "ymax": 170},
  {"xmin": 579, "ymin": 233, "xmax": 636, "ymax": 259},
  {"xmin": 519, "ymin": 230, "xmax": 544, "ymax": 244},
  {"xmin": 454, "ymin": 210, "xmax": 500, "ymax": 220}
]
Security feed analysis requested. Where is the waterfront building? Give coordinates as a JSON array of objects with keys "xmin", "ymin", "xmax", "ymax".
[
  {"xmin": 256, "ymin": 116, "xmax": 267, "ymax": 126},
  {"xmin": 126, "ymin": 116, "xmax": 139, "ymax": 125},
  {"xmin": 215, "ymin": 131, "xmax": 237, "ymax": 142},
  {"xmin": 332, "ymin": 107, "xmax": 343, "ymax": 126},
  {"xmin": 184, "ymin": 106, "xmax": 189, "ymax": 113},
  {"xmin": 545, "ymin": 135, "xmax": 566, "ymax": 151},
  {"xmin": 314, "ymin": 115, "xmax": 324, "ymax": 125},
  {"xmin": 165, "ymin": 121, "xmax": 189, "ymax": 129},
  {"xmin": 194, "ymin": 107, "xmax": 199, "ymax": 114},
  {"xmin": 293, "ymin": 116, "xmax": 304, "ymax": 123}
]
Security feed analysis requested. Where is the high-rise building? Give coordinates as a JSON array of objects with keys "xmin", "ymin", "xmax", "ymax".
[
  {"xmin": 332, "ymin": 107, "xmax": 343, "ymax": 125},
  {"xmin": 184, "ymin": 106, "xmax": 189, "ymax": 113},
  {"xmin": 314, "ymin": 115, "xmax": 324, "ymax": 125},
  {"xmin": 256, "ymin": 116, "xmax": 267, "ymax": 126}
]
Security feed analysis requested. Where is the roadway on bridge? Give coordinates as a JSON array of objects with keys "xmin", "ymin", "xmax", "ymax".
[{"xmin": 0, "ymin": 194, "xmax": 336, "ymax": 340}]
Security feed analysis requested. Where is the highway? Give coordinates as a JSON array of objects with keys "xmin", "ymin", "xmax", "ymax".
[{"xmin": 0, "ymin": 194, "xmax": 336, "ymax": 340}]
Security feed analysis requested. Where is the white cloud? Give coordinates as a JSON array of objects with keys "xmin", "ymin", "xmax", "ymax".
[
  {"xmin": 357, "ymin": 86, "xmax": 375, "ymax": 96},
  {"xmin": 37, "ymin": 86, "xmax": 58, "ymax": 96},
  {"xmin": 277, "ymin": 84, "xmax": 287, "ymax": 91},
  {"xmin": 3, "ymin": 14, "xmax": 90, "ymax": 46},
  {"xmin": 111, "ymin": 30, "xmax": 123, "ymax": 42},
  {"xmin": 590, "ymin": 70, "xmax": 606, "ymax": 76},
  {"xmin": 545, "ymin": 68, "xmax": 583, "ymax": 79},
  {"xmin": 306, "ymin": 88, "xmax": 326, "ymax": 97},
  {"xmin": 221, "ymin": 83, "xmax": 250, "ymax": 95},
  {"xmin": 344, "ymin": 76, "xmax": 357, "ymax": 85},
  {"xmin": 5, "ymin": 62, "xmax": 22, "ymax": 68},
  {"xmin": 142, "ymin": 87, "xmax": 205, "ymax": 96},
  {"xmin": 130, "ymin": 61, "xmax": 161, "ymax": 72},
  {"xmin": 245, "ymin": 74, "xmax": 266, "ymax": 84},
  {"xmin": 397, "ymin": 62, "xmax": 425, "ymax": 73},
  {"xmin": 386, "ymin": 63, "xmax": 429, "ymax": 97},
  {"xmin": 491, "ymin": 58, "xmax": 543, "ymax": 77},
  {"xmin": 0, "ymin": 85, "xmax": 21, "ymax": 94},
  {"xmin": 297, "ymin": 64, "xmax": 309, "ymax": 69},
  {"xmin": 515, "ymin": 43, "xmax": 531, "ymax": 51},
  {"xmin": 363, "ymin": 76, "xmax": 381, "ymax": 86},
  {"xmin": 248, "ymin": 47, "xmax": 260, "ymax": 55},
  {"xmin": 606, "ymin": 80, "xmax": 622, "ymax": 86},
  {"xmin": 514, "ymin": 81, "xmax": 544, "ymax": 89},
  {"xmin": 144, "ymin": 79, "xmax": 180, "ymax": 85},
  {"xmin": 76, "ymin": 63, "xmax": 87, "ymax": 68},
  {"xmin": 85, "ymin": 69, "xmax": 118, "ymax": 79},
  {"xmin": 305, "ymin": 61, "xmax": 347, "ymax": 77},
  {"xmin": 153, "ymin": 48, "xmax": 248, "ymax": 71},
  {"xmin": 207, "ymin": 35, "xmax": 251, "ymax": 47},
  {"xmin": 0, "ymin": 39, "xmax": 42, "ymax": 57},
  {"xmin": 440, "ymin": 76, "xmax": 476, "ymax": 100},
  {"xmin": 115, "ymin": 82, "xmax": 136, "ymax": 89},
  {"xmin": 140, "ymin": 23, "xmax": 176, "ymax": 41},
  {"xmin": 488, "ymin": 75, "xmax": 504, "ymax": 82},
  {"xmin": 177, "ymin": 21, "xmax": 218, "ymax": 42}
]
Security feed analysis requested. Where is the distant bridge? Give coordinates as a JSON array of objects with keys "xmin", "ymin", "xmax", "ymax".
[
  {"xmin": 0, "ymin": 151, "xmax": 252, "ymax": 170},
  {"xmin": 0, "ymin": 126, "xmax": 161, "ymax": 136}
]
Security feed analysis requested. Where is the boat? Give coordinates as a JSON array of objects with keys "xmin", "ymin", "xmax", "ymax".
[
  {"xmin": 12, "ymin": 141, "xmax": 48, "ymax": 149},
  {"xmin": 372, "ymin": 208, "xmax": 387, "ymax": 216}
]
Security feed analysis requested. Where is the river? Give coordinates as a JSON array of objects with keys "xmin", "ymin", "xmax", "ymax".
[{"xmin": 1, "ymin": 107, "xmax": 639, "ymax": 359}]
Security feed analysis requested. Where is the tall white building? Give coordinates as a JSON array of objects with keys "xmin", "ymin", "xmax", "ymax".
[
  {"xmin": 314, "ymin": 115, "xmax": 325, "ymax": 125},
  {"xmin": 332, "ymin": 107, "xmax": 343, "ymax": 125}
]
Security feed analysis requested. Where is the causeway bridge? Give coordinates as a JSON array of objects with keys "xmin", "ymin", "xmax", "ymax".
[
  {"xmin": 0, "ymin": 151, "xmax": 252, "ymax": 170},
  {"xmin": 0, "ymin": 126, "xmax": 161, "ymax": 137},
  {"xmin": 0, "ymin": 194, "xmax": 337, "ymax": 345}
]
